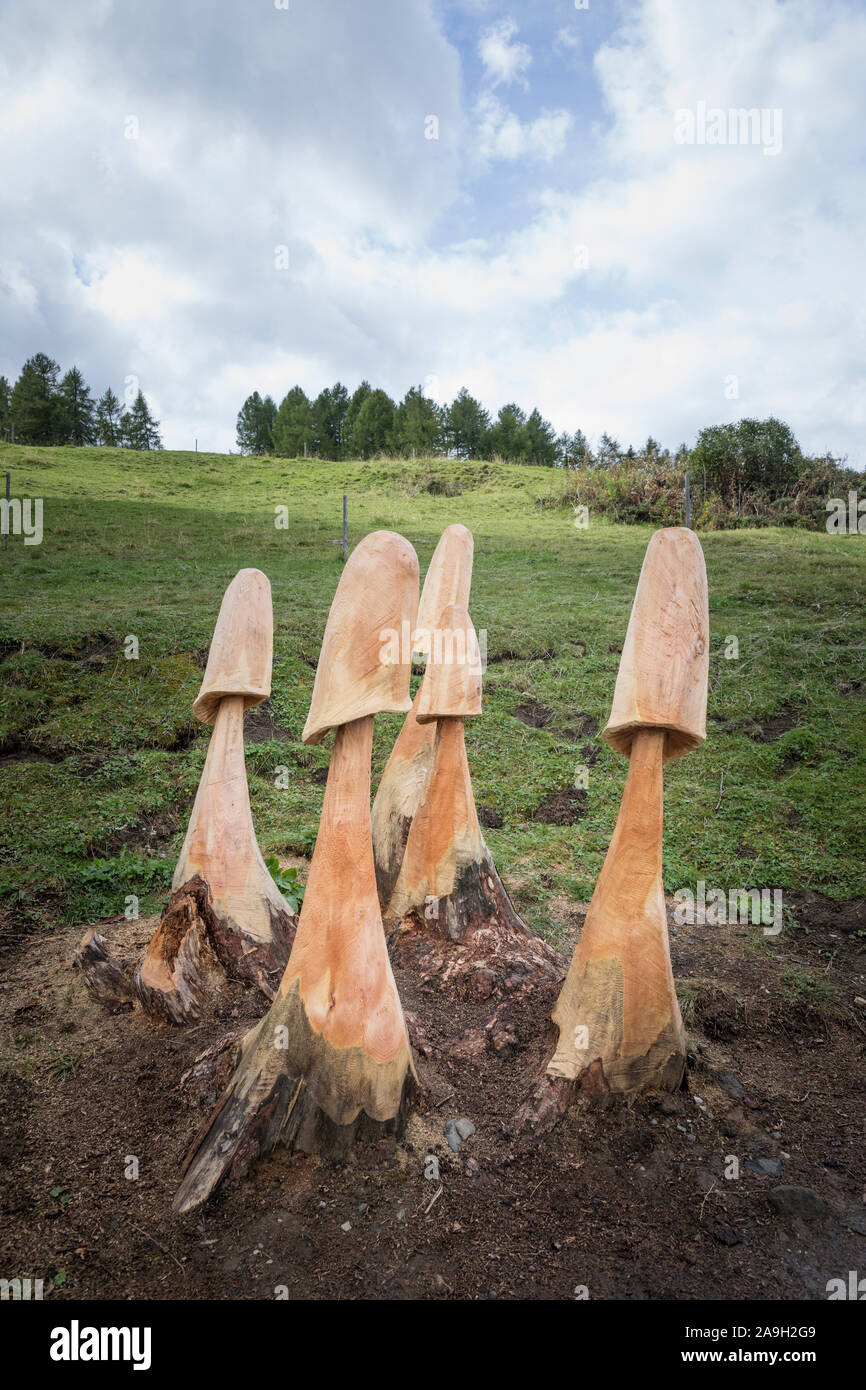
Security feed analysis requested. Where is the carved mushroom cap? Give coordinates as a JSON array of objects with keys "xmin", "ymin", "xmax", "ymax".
[
  {"xmin": 193, "ymin": 568, "xmax": 273, "ymax": 724},
  {"xmin": 413, "ymin": 523, "xmax": 474, "ymax": 658},
  {"xmin": 302, "ymin": 530, "xmax": 419, "ymax": 745},
  {"xmin": 602, "ymin": 527, "xmax": 709, "ymax": 762},
  {"xmin": 416, "ymin": 604, "xmax": 483, "ymax": 723}
]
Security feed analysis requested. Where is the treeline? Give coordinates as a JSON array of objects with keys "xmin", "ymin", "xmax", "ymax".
[
  {"xmin": 0, "ymin": 353, "xmax": 162, "ymax": 450},
  {"xmin": 237, "ymin": 381, "xmax": 626, "ymax": 465}
]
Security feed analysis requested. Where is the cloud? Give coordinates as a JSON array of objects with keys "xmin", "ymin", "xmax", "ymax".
[
  {"xmin": 553, "ymin": 26, "xmax": 582, "ymax": 59},
  {"xmin": 0, "ymin": 0, "xmax": 864, "ymax": 464},
  {"xmin": 475, "ymin": 92, "xmax": 572, "ymax": 162},
  {"xmin": 478, "ymin": 16, "xmax": 532, "ymax": 88}
]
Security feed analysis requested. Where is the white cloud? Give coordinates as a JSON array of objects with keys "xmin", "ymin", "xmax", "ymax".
[
  {"xmin": 553, "ymin": 26, "xmax": 582, "ymax": 59},
  {"xmin": 1, "ymin": 0, "xmax": 864, "ymax": 464},
  {"xmin": 478, "ymin": 16, "xmax": 532, "ymax": 88},
  {"xmin": 475, "ymin": 92, "xmax": 572, "ymax": 163}
]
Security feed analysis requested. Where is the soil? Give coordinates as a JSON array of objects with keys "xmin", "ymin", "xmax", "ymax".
[
  {"xmin": 532, "ymin": 787, "xmax": 588, "ymax": 825},
  {"xmin": 242, "ymin": 699, "xmax": 294, "ymax": 745},
  {"xmin": 711, "ymin": 707, "xmax": 800, "ymax": 743},
  {"xmin": 1, "ymin": 890, "xmax": 864, "ymax": 1301},
  {"xmin": 513, "ymin": 700, "xmax": 554, "ymax": 728}
]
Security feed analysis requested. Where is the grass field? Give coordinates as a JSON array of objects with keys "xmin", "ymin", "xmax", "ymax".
[{"xmin": 1, "ymin": 442, "xmax": 864, "ymax": 940}]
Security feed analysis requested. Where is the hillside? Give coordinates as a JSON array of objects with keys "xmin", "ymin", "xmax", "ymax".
[
  {"xmin": 1, "ymin": 444, "xmax": 864, "ymax": 1303},
  {"xmin": 1, "ymin": 444, "xmax": 863, "ymax": 927}
]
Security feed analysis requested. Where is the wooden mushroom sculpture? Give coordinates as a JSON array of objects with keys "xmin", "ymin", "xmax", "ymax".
[
  {"xmin": 173, "ymin": 531, "xmax": 419, "ymax": 1214},
  {"xmin": 511, "ymin": 527, "xmax": 709, "ymax": 1133},
  {"xmin": 373, "ymin": 525, "xmax": 561, "ymax": 1012},
  {"xmin": 77, "ymin": 569, "xmax": 296, "ymax": 1024}
]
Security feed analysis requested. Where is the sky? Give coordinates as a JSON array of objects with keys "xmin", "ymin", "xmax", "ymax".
[{"xmin": 1, "ymin": 0, "xmax": 864, "ymax": 461}]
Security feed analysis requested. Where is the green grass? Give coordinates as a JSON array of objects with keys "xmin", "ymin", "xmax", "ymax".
[{"xmin": 1, "ymin": 443, "xmax": 864, "ymax": 935}]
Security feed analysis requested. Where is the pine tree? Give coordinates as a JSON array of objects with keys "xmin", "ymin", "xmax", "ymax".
[
  {"xmin": 343, "ymin": 381, "xmax": 373, "ymax": 452},
  {"xmin": 122, "ymin": 390, "xmax": 162, "ymax": 450},
  {"xmin": 596, "ymin": 432, "xmax": 621, "ymax": 467},
  {"xmin": 348, "ymin": 388, "xmax": 395, "ymax": 459},
  {"xmin": 57, "ymin": 366, "xmax": 96, "ymax": 445},
  {"xmin": 95, "ymin": 388, "xmax": 123, "ymax": 446},
  {"xmin": 10, "ymin": 353, "xmax": 62, "ymax": 444},
  {"xmin": 390, "ymin": 385, "xmax": 441, "ymax": 457},
  {"xmin": 236, "ymin": 391, "xmax": 276, "ymax": 455},
  {"xmin": 559, "ymin": 430, "xmax": 592, "ymax": 467},
  {"xmin": 523, "ymin": 407, "xmax": 558, "ymax": 466},
  {"xmin": 445, "ymin": 388, "xmax": 490, "ymax": 459},
  {"xmin": 487, "ymin": 403, "xmax": 528, "ymax": 462},
  {"xmin": 311, "ymin": 382, "xmax": 349, "ymax": 460},
  {"xmin": 0, "ymin": 376, "xmax": 10, "ymax": 439},
  {"xmin": 272, "ymin": 386, "xmax": 314, "ymax": 457}
]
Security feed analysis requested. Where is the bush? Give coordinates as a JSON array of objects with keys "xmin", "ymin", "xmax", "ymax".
[{"xmin": 559, "ymin": 450, "xmax": 864, "ymax": 531}]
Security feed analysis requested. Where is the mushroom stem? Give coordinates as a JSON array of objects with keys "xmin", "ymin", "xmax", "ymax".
[
  {"xmin": 173, "ymin": 715, "xmax": 415, "ymax": 1213},
  {"xmin": 510, "ymin": 727, "xmax": 684, "ymax": 1136}
]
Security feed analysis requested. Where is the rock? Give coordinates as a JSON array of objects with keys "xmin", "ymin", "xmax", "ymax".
[
  {"xmin": 340, "ymin": 1222, "xmax": 351, "ymax": 1233},
  {"xmin": 716, "ymin": 1070, "xmax": 746, "ymax": 1101},
  {"xmin": 768, "ymin": 1186, "xmax": 830, "ymax": 1220},
  {"xmin": 838, "ymin": 1210, "xmax": 866, "ymax": 1235},
  {"xmin": 712, "ymin": 1222, "xmax": 743, "ymax": 1246},
  {"xmin": 454, "ymin": 1118, "xmax": 476, "ymax": 1141},
  {"xmin": 746, "ymin": 1157, "xmax": 782, "ymax": 1177},
  {"xmin": 464, "ymin": 1158, "xmax": 481, "ymax": 1178},
  {"xmin": 443, "ymin": 1121, "xmax": 462, "ymax": 1153}
]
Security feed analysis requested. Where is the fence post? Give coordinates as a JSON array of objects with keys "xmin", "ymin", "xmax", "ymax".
[
  {"xmin": 685, "ymin": 470, "xmax": 691, "ymax": 529},
  {"xmin": 342, "ymin": 494, "xmax": 348, "ymax": 562},
  {"xmin": 4, "ymin": 471, "xmax": 9, "ymax": 550}
]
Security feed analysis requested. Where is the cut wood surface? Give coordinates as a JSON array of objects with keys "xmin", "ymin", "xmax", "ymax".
[
  {"xmin": 603, "ymin": 527, "xmax": 708, "ymax": 761},
  {"xmin": 174, "ymin": 533, "xmax": 419, "ymax": 1211},
  {"xmin": 416, "ymin": 603, "xmax": 482, "ymax": 722},
  {"xmin": 512, "ymin": 527, "xmax": 708, "ymax": 1134},
  {"xmin": 302, "ymin": 530, "xmax": 418, "ymax": 745},
  {"xmin": 193, "ymin": 568, "xmax": 273, "ymax": 724},
  {"xmin": 413, "ymin": 523, "xmax": 474, "ymax": 657},
  {"xmin": 77, "ymin": 570, "xmax": 296, "ymax": 1024}
]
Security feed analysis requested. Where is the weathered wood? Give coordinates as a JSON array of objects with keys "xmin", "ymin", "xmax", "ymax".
[{"xmin": 76, "ymin": 929, "xmax": 135, "ymax": 1011}]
